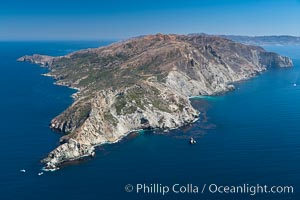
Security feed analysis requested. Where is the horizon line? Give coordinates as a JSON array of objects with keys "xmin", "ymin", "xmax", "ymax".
[{"xmin": 1, "ymin": 33, "xmax": 300, "ymax": 42}]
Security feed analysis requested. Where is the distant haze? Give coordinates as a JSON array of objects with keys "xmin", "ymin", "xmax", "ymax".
[{"xmin": 1, "ymin": 0, "xmax": 300, "ymax": 40}]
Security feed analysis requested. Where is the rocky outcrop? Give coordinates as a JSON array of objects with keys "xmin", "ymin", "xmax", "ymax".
[
  {"xmin": 17, "ymin": 54, "xmax": 56, "ymax": 67},
  {"xmin": 18, "ymin": 34, "xmax": 293, "ymax": 170},
  {"xmin": 44, "ymin": 138, "xmax": 95, "ymax": 170}
]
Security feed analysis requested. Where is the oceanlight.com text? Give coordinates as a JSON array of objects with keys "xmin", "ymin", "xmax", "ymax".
[{"xmin": 124, "ymin": 183, "xmax": 294, "ymax": 196}]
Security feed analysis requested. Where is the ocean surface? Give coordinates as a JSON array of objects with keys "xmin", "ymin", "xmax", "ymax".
[{"xmin": 0, "ymin": 41, "xmax": 299, "ymax": 200}]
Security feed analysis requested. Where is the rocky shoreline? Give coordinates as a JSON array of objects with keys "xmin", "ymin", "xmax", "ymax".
[{"xmin": 18, "ymin": 34, "xmax": 293, "ymax": 170}]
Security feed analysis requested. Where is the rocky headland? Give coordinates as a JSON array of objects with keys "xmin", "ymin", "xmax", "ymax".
[{"xmin": 18, "ymin": 34, "xmax": 293, "ymax": 170}]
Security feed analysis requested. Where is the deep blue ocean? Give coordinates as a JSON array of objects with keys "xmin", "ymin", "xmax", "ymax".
[{"xmin": 0, "ymin": 42, "xmax": 299, "ymax": 200}]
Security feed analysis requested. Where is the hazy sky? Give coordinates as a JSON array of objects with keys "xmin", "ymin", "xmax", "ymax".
[{"xmin": 1, "ymin": 0, "xmax": 300, "ymax": 40}]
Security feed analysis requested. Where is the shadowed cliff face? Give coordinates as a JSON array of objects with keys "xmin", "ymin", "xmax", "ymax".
[{"xmin": 18, "ymin": 34, "xmax": 293, "ymax": 169}]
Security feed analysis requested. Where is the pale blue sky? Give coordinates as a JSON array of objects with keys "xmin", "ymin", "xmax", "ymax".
[{"xmin": 1, "ymin": 0, "xmax": 300, "ymax": 40}]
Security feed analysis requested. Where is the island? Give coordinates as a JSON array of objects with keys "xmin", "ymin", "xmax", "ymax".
[
  {"xmin": 18, "ymin": 34, "xmax": 293, "ymax": 170},
  {"xmin": 218, "ymin": 35, "xmax": 300, "ymax": 46}
]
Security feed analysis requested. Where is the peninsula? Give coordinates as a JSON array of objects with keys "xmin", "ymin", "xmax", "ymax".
[
  {"xmin": 18, "ymin": 34, "xmax": 293, "ymax": 170},
  {"xmin": 219, "ymin": 35, "xmax": 300, "ymax": 46}
]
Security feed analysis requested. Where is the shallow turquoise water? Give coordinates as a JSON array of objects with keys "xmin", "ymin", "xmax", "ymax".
[{"xmin": 0, "ymin": 42, "xmax": 299, "ymax": 200}]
